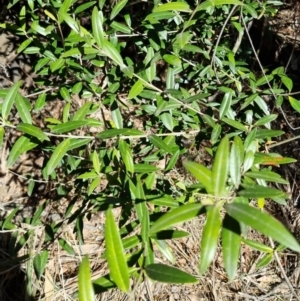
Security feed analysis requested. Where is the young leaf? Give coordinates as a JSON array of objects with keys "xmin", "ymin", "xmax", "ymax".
[
  {"xmin": 288, "ymin": 96, "xmax": 300, "ymax": 113},
  {"xmin": 153, "ymin": 239, "xmax": 175, "ymax": 264},
  {"xmin": 241, "ymin": 238, "xmax": 273, "ymax": 253},
  {"xmin": 183, "ymin": 161, "xmax": 212, "ymax": 194},
  {"xmin": 105, "ymin": 208, "xmax": 129, "ymax": 292},
  {"xmin": 199, "ymin": 205, "xmax": 222, "ymax": 275},
  {"xmin": 149, "ymin": 203, "xmax": 204, "ymax": 234},
  {"xmin": 145, "ymin": 264, "xmax": 197, "ymax": 284},
  {"xmin": 222, "ymin": 214, "xmax": 241, "ymax": 281},
  {"xmin": 225, "ymin": 203, "xmax": 300, "ymax": 252},
  {"xmin": 16, "ymin": 123, "xmax": 49, "ymax": 142},
  {"xmin": 256, "ymin": 253, "xmax": 274, "ymax": 269},
  {"xmin": 2, "ymin": 81, "xmax": 22, "ymax": 119},
  {"xmin": 78, "ymin": 256, "xmax": 95, "ymax": 301},
  {"xmin": 44, "ymin": 139, "xmax": 70, "ymax": 176}
]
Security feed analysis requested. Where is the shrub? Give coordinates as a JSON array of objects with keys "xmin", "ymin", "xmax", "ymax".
[{"xmin": 0, "ymin": 0, "xmax": 299, "ymax": 299}]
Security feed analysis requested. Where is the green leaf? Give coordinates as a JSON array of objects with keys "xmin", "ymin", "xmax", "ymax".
[
  {"xmin": 183, "ymin": 161, "xmax": 212, "ymax": 194},
  {"xmin": 78, "ymin": 256, "xmax": 95, "ymax": 301},
  {"xmin": 256, "ymin": 253, "xmax": 273, "ymax": 269},
  {"xmin": 111, "ymin": 101, "xmax": 123, "ymax": 129},
  {"xmin": 281, "ymin": 75, "xmax": 293, "ymax": 92},
  {"xmin": 51, "ymin": 121, "xmax": 87, "ymax": 133},
  {"xmin": 161, "ymin": 112, "xmax": 174, "ymax": 131},
  {"xmin": 288, "ymin": 96, "xmax": 300, "ymax": 113},
  {"xmin": 33, "ymin": 250, "xmax": 49, "ymax": 279},
  {"xmin": 149, "ymin": 195, "xmax": 180, "ymax": 208},
  {"xmin": 229, "ymin": 136, "xmax": 243, "ymax": 188},
  {"xmin": 59, "ymin": 12, "xmax": 80, "ymax": 33},
  {"xmin": 153, "ymin": 2, "xmax": 191, "ymax": 12},
  {"xmin": 128, "ymin": 79, "xmax": 144, "ymax": 99},
  {"xmin": 102, "ymin": 40, "xmax": 125, "ymax": 67},
  {"xmin": 149, "ymin": 135, "xmax": 172, "ymax": 154},
  {"xmin": 153, "ymin": 239, "xmax": 175, "ymax": 264},
  {"xmin": 222, "ymin": 117, "xmax": 247, "ymax": 132},
  {"xmin": 92, "ymin": 151, "xmax": 100, "ymax": 174},
  {"xmin": 105, "ymin": 208, "xmax": 129, "ymax": 292},
  {"xmin": 2, "ymin": 81, "xmax": 22, "ymax": 119},
  {"xmin": 199, "ymin": 205, "xmax": 222, "ymax": 274},
  {"xmin": 245, "ymin": 170, "xmax": 288, "ymax": 184},
  {"xmin": 92, "ymin": 7, "xmax": 105, "ymax": 48},
  {"xmin": 150, "ymin": 230, "xmax": 190, "ymax": 239},
  {"xmin": 119, "ymin": 140, "xmax": 134, "ymax": 174},
  {"xmin": 212, "ymin": 136, "xmax": 229, "ymax": 197},
  {"xmin": 254, "ymin": 114, "xmax": 277, "ymax": 127},
  {"xmin": 145, "ymin": 264, "xmax": 197, "ymax": 283},
  {"xmin": 241, "ymin": 238, "xmax": 273, "ymax": 253},
  {"xmin": 44, "ymin": 139, "xmax": 70, "ymax": 176},
  {"xmin": 225, "ymin": 203, "xmax": 300, "ymax": 252},
  {"xmin": 134, "ymin": 164, "xmax": 159, "ymax": 173},
  {"xmin": 16, "ymin": 123, "xmax": 49, "ymax": 142},
  {"xmin": 222, "ymin": 214, "xmax": 241, "ymax": 281},
  {"xmin": 255, "ymin": 129, "xmax": 284, "ymax": 139},
  {"xmin": 15, "ymin": 94, "xmax": 32, "ymax": 124},
  {"xmin": 110, "ymin": 0, "xmax": 128, "ymax": 20},
  {"xmin": 163, "ymin": 54, "xmax": 181, "ymax": 66},
  {"xmin": 150, "ymin": 203, "xmax": 204, "ymax": 234},
  {"xmin": 238, "ymin": 185, "xmax": 287, "ymax": 199},
  {"xmin": 58, "ymin": 238, "xmax": 75, "ymax": 255},
  {"xmin": 165, "ymin": 150, "xmax": 180, "ymax": 172},
  {"xmin": 219, "ymin": 92, "xmax": 232, "ymax": 119},
  {"xmin": 97, "ymin": 128, "xmax": 143, "ymax": 139},
  {"xmin": 7, "ymin": 136, "xmax": 38, "ymax": 168}
]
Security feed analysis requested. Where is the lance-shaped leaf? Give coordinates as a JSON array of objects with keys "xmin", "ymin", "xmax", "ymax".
[
  {"xmin": 15, "ymin": 94, "xmax": 32, "ymax": 124},
  {"xmin": 225, "ymin": 203, "xmax": 300, "ymax": 252},
  {"xmin": 199, "ymin": 205, "xmax": 222, "ymax": 274},
  {"xmin": 229, "ymin": 136, "xmax": 243, "ymax": 188},
  {"xmin": 149, "ymin": 135, "xmax": 173, "ymax": 154},
  {"xmin": 33, "ymin": 250, "xmax": 49, "ymax": 279},
  {"xmin": 212, "ymin": 136, "xmax": 229, "ymax": 196},
  {"xmin": 222, "ymin": 214, "xmax": 241, "ymax": 281},
  {"xmin": 150, "ymin": 203, "xmax": 204, "ymax": 234},
  {"xmin": 238, "ymin": 186, "xmax": 287, "ymax": 199},
  {"xmin": 97, "ymin": 128, "xmax": 143, "ymax": 139},
  {"xmin": 110, "ymin": 0, "xmax": 128, "ymax": 20},
  {"xmin": 102, "ymin": 40, "xmax": 124, "ymax": 67},
  {"xmin": 128, "ymin": 79, "xmax": 144, "ymax": 99},
  {"xmin": 16, "ymin": 123, "xmax": 49, "ymax": 142},
  {"xmin": 119, "ymin": 140, "xmax": 134, "ymax": 174},
  {"xmin": 2, "ymin": 81, "xmax": 22, "ymax": 119},
  {"xmin": 7, "ymin": 136, "xmax": 38, "ymax": 168},
  {"xmin": 245, "ymin": 170, "xmax": 288, "ymax": 184},
  {"xmin": 51, "ymin": 120, "xmax": 87, "ymax": 134},
  {"xmin": 78, "ymin": 256, "xmax": 95, "ymax": 301},
  {"xmin": 153, "ymin": 2, "xmax": 191, "ymax": 12},
  {"xmin": 183, "ymin": 161, "xmax": 213, "ymax": 194},
  {"xmin": 145, "ymin": 264, "xmax": 197, "ymax": 284},
  {"xmin": 105, "ymin": 208, "xmax": 129, "ymax": 292},
  {"xmin": 44, "ymin": 139, "xmax": 70, "ymax": 176},
  {"xmin": 92, "ymin": 7, "xmax": 105, "ymax": 48}
]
